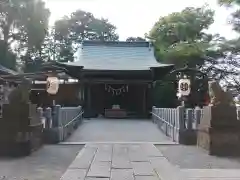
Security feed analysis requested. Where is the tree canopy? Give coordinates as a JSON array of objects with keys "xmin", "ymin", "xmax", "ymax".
[
  {"xmin": 0, "ymin": 4, "xmax": 119, "ymax": 72},
  {"xmin": 148, "ymin": 6, "xmax": 215, "ymax": 68},
  {"xmin": 126, "ymin": 37, "xmax": 146, "ymax": 42},
  {"xmin": 0, "ymin": 0, "xmax": 50, "ymax": 71},
  {"xmin": 51, "ymin": 10, "xmax": 119, "ymax": 63},
  {"xmin": 0, "ymin": 0, "xmax": 239, "ymax": 96}
]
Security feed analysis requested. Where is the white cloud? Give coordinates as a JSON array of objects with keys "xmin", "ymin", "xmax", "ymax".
[{"xmin": 43, "ymin": 0, "xmax": 238, "ymax": 40}]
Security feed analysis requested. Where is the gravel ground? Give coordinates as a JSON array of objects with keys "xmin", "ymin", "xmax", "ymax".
[
  {"xmin": 0, "ymin": 144, "xmax": 83, "ymax": 180},
  {"xmin": 156, "ymin": 144, "xmax": 240, "ymax": 169}
]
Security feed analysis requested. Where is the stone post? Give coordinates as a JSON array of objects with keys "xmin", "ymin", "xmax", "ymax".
[
  {"xmin": 197, "ymin": 104, "xmax": 240, "ymax": 156},
  {"xmin": 197, "ymin": 81, "xmax": 240, "ymax": 156},
  {"xmin": 177, "ymin": 106, "xmax": 185, "ymax": 131},
  {"xmin": 195, "ymin": 108, "xmax": 202, "ymax": 127},
  {"xmin": 37, "ymin": 107, "xmax": 44, "ymax": 128},
  {"xmin": 186, "ymin": 109, "xmax": 193, "ymax": 130},
  {"xmin": 52, "ymin": 105, "xmax": 61, "ymax": 127},
  {"xmin": 178, "ymin": 107, "xmax": 197, "ymax": 145},
  {"xmin": 152, "ymin": 106, "xmax": 156, "ymax": 123},
  {"xmin": 45, "ymin": 107, "xmax": 52, "ymax": 129}
]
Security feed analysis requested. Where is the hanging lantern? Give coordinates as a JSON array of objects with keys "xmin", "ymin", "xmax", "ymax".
[
  {"xmin": 178, "ymin": 79, "xmax": 191, "ymax": 96},
  {"xmin": 46, "ymin": 76, "xmax": 59, "ymax": 95}
]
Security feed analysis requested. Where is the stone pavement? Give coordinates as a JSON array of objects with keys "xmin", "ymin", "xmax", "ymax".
[
  {"xmin": 65, "ymin": 119, "xmax": 172, "ymax": 143},
  {"xmin": 61, "ymin": 143, "xmax": 240, "ymax": 180},
  {"xmin": 61, "ymin": 143, "xmax": 182, "ymax": 180}
]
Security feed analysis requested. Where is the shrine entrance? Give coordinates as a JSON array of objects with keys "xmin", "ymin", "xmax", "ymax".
[{"xmin": 89, "ymin": 83, "xmax": 151, "ymax": 118}]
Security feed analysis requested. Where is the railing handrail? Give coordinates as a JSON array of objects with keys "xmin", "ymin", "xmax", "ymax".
[
  {"xmin": 63, "ymin": 110, "xmax": 84, "ymax": 128},
  {"xmin": 151, "ymin": 111, "xmax": 179, "ymax": 130}
]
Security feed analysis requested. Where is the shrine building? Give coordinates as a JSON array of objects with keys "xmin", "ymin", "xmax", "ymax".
[{"xmin": 37, "ymin": 41, "xmax": 174, "ymax": 118}]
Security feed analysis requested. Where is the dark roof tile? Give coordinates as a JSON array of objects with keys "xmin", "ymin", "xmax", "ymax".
[{"xmin": 63, "ymin": 41, "xmax": 173, "ymax": 70}]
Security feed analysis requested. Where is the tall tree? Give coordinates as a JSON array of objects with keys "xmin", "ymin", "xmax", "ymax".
[
  {"xmin": 148, "ymin": 6, "xmax": 215, "ymax": 68},
  {"xmin": 0, "ymin": 0, "xmax": 50, "ymax": 71},
  {"xmin": 20, "ymin": 0, "xmax": 50, "ymax": 72},
  {"xmin": 53, "ymin": 10, "xmax": 119, "ymax": 62},
  {"xmin": 148, "ymin": 6, "xmax": 217, "ymax": 107}
]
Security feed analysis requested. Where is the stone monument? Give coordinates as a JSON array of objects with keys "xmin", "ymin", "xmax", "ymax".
[
  {"xmin": 0, "ymin": 78, "xmax": 43, "ymax": 157},
  {"xmin": 197, "ymin": 80, "xmax": 240, "ymax": 156}
]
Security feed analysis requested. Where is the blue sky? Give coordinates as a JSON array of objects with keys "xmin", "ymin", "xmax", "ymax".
[{"xmin": 43, "ymin": 0, "xmax": 239, "ymax": 40}]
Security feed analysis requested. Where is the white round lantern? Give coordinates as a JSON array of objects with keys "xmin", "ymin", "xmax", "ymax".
[
  {"xmin": 178, "ymin": 79, "xmax": 191, "ymax": 96},
  {"xmin": 46, "ymin": 77, "xmax": 59, "ymax": 95}
]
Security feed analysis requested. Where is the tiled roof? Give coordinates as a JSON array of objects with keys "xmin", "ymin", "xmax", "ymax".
[{"xmin": 63, "ymin": 41, "xmax": 173, "ymax": 71}]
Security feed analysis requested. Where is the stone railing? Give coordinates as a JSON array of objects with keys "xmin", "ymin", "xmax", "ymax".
[
  {"xmin": 152, "ymin": 106, "xmax": 240, "ymax": 145},
  {"xmin": 40, "ymin": 105, "xmax": 83, "ymax": 143}
]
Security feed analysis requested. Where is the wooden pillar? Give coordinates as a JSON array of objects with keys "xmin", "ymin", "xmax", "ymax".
[
  {"xmin": 87, "ymin": 84, "xmax": 91, "ymax": 111},
  {"xmin": 142, "ymin": 84, "xmax": 147, "ymax": 117},
  {"xmin": 84, "ymin": 83, "xmax": 92, "ymax": 118},
  {"xmin": 147, "ymin": 83, "xmax": 153, "ymax": 118}
]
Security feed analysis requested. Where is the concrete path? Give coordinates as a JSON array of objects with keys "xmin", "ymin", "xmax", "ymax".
[
  {"xmin": 65, "ymin": 119, "xmax": 172, "ymax": 144},
  {"xmin": 61, "ymin": 143, "xmax": 240, "ymax": 180}
]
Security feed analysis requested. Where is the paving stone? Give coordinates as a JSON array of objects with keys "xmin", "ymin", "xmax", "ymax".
[
  {"xmin": 128, "ymin": 145, "xmax": 141, "ymax": 153},
  {"xmin": 112, "ymin": 145, "xmax": 131, "ymax": 169},
  {"xmin": 128, "ymin": 145, "xmax": 149, "ymax": 162},
  {"xmin": 110, "ymin": 169, "xmax": 134, "ymax": 180},
  {"xmin": 134, "ymin": 176, "xmax": 160, "ymax": 180},
  {"xmin": 69, "ymin": 147, "xmax": 97, "ymax": 169},
  {"xmin": 60, "ymin": 169, "xmax": 87, "ymax": 180},
  {"xmin": 187, "ymin": 178, "xmax": 240, "ymax": 180},
  {"xmin": 131, "ymin": 161, "xmax": 155, "ymax": 176},
  {"xmin": 87, "ymin": 161, "xmax": 111, "ymax": 178},
  {"xmin": 113, "ymin": 144, "xmax": 129, "ymax": 154},
  {"xmin": 85, "ymin": 178, "xmax": 109, "ymax": 180},
  {"xmin": 141, "ymin": 144, "xmax": 163, "ymax": 157},
  {"xmin": 93, "ymin": 144, "xmax": 112, "ymax": 162},
  {"xmin": 150, "ymin": 157, "xmax": 182, "ymax": 180},
  {"xmin": 112, "ymin": 157, "xmax": 132, "ymax": 169},
  {"xmin": 181, "ymin": 169, "xmax": 240, "ymax": 178}
]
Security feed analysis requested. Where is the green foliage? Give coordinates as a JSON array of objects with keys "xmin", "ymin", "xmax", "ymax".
[
  {"xmin": 53, "ymin": 9, "xmax": 119, "ymax": 62},
  {"xmin": 149, "ymin": 6, "xmax": 218, "ymax": 107},
  {"xmin": 126, "ymin": 37, "xmax": 146, "ymax": 42},
  {"xmin": 149, "ymin": 6, "xmax": 215, "ymax": 68},
  {"xmin": 153, "ymin": 80, "xmax": 178, "ymax": 108},
  {"xmin": 0, "ymin": 0, "xmax": 50, "ymax": 72}
]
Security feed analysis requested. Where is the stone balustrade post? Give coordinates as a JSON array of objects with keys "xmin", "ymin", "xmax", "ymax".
[
  {"xmin": 177, "ymin": 106, "xmax": 185, "ymax": 131},
  {"xmin": 45, "ymin": 107, "xmax": 52, "ymax": 129},
  {"xmin": 195, "ymin": 108, "xmax": 202, "ymax": 127},
  {"xmin": 37, "ymin": 107, "xmax": 44, "ymax": 128},
  {"xmin": 186, "ymin": 109, "xmax": 193, "ymax": 130},
  {"xmin": 52, "ymin": 105, "xmax": 61, "ymax": 127}
]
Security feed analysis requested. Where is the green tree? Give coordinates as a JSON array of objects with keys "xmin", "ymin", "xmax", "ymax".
[
  {"xmin": 148, "ymin": 6, "xmax": 217, "ymax": 107},
  {"xmin": 148, "ymin": 6, "xmax": 215, "ymax": 68},
  {"xmin": 126, "ymin": 37, "xmax": 146, "ymax": 42},
  {"xmin": 0, "ymin": 0, "xmax": 50, "ymax": 72},
  {"xmin": 53, "ymin": 10, "xmax": 119, "ymax": 62}
]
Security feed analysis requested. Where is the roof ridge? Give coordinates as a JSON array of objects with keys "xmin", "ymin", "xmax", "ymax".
[{"xmin": 82, "ymin": 40, "xmax": 152, "ymax": 48}]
